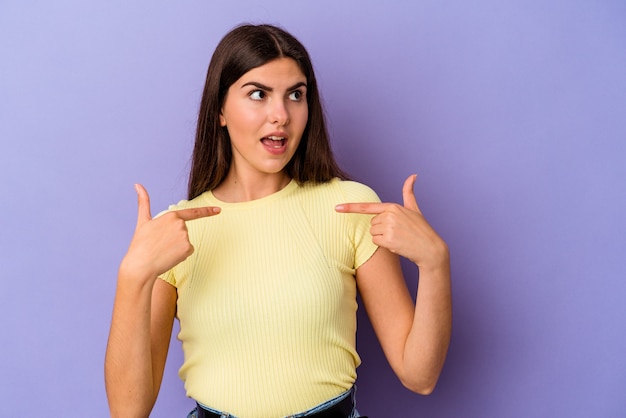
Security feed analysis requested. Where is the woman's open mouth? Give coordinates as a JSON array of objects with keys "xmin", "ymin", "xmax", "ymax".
[
  {"xmin": 261, "ymin": 135, "xmax": 289, "ymax": 155},
  {"xmin": 261, "ymin": 135, "xmax": 286, "ymax": 149}
]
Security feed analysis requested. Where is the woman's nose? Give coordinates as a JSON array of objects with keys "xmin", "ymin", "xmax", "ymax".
[{"xmin": 269, "ymin": 99, "xmax": 289, "ymax": 126}]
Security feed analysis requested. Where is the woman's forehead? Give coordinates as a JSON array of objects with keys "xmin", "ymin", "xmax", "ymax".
[{"xmin": 234, "ymin": 58, "xmax": 306, "ymax": 87}]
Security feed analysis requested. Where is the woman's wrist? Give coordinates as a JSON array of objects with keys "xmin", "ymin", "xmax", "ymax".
[
  {"xmin": 412, "ymin": 240, "xmax": 450, "ymax": 274},
  {"xmin": 118, "ymin": 256, "xmax": 159, "ymax": 287}
]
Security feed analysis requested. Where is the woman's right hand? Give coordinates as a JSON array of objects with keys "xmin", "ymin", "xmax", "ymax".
[{"xmin": 119, "ymin": 184, "xmax": 221, "ymax": 281}]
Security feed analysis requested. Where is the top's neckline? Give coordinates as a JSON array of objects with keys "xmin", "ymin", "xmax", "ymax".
[{"xmin": 204, "ymin": 179, "xmax": 298, "ymax": 208}]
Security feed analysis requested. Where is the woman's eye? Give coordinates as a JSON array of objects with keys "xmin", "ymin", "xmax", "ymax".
[
  {"xmin": 249, "ymin": 90, "xmax": 265, "ymax": 101},
  {"xmin": 288, "ymin": 90, "xmax": 304, "ymax": 101}
]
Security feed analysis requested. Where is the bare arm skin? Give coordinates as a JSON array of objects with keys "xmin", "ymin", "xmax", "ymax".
[
  {"xmin": 336, "ymin": 175, "xmax": 452, "ymax": 394},
  {"xmin": 104, "ymin": 185, "xmax": 220, "ymax": 417}
]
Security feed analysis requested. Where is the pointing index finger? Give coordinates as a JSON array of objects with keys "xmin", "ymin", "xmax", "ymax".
[
  {"xmin": 175, "ymin": 206, "xmax": 221, "ymax": 221},
  {"xmin": 335, "ymin": 202, "xmax": 389, "ymax": 214}
]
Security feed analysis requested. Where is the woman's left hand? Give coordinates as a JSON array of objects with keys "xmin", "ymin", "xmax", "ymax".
[{"xmin": 335, "ymin": 174, "xmax": 448, "ymax": 270}]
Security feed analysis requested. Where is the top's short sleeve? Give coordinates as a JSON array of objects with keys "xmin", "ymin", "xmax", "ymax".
[
  {"xmin": 337, "ymin": 181, "xmax": 381, "ymax": 269},
  {"xmin": 155, "ymin": 204, "xmax": 186, "ymax": 288}
]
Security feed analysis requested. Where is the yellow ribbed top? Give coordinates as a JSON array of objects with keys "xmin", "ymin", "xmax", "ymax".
[{"xmin": 159, "ymin": 179, "xmax": 379, "ymax": 418}]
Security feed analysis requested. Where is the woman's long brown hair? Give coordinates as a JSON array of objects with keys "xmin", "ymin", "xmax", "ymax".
[{"xmin": 187, "ymin": 24, "xmax": 347, "ymax": 200}]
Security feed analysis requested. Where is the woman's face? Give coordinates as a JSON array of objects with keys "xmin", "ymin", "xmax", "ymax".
[{"xmin": 219, "ymin": 57, "xmax": 308, "ymax": 179}]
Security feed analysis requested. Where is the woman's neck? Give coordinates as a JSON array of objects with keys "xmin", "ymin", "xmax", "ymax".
[{"xmin": 212, "ymin": 170, "xmax": 292, "ymax": 203}]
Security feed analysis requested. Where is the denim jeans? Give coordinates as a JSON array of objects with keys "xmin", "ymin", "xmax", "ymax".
[{"xmin": 186, "ymin": 386, "xmax": 363, "ymax": 418}]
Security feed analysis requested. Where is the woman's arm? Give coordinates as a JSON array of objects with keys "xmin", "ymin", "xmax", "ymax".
[
  {"xmin": 105, "ymin": 184, "xmax": 220, "ymax": 417},
  {"xmin": 336, "ymin": 175, "xmax": 452, "ymax": 394},
  {"xmin": 105, "ymin": 274, "xmax": 177, "ymax": 417},
  {"xmin": 356, "ymin": 246, "xmax": 450, "ymax": 394}
]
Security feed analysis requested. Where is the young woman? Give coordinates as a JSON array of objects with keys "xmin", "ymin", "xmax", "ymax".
[{"xmin": 105, "ymin": 24, "xmax": 451, "ymax": 418}]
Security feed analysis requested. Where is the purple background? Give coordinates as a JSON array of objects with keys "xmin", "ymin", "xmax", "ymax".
[{"xmin": 1, "ymin": 1, "xmax": 625, "ymax": 417}]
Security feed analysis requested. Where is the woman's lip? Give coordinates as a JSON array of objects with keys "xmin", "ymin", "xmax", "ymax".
[
  {"xmin": 262, "ymin": 131, "xmax": 289, "ymax": 140},
  {"xmin": 261, "ymin": 136, "xmax": 288, "ymax": 155}
]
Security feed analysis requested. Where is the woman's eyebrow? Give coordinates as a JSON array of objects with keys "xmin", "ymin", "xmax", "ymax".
[{"xmin": 241, "ymin": 81, "xmax": 307, "ymax": 91}]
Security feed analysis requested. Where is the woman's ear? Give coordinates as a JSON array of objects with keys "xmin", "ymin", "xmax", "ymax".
[{"xmin": 219, "ymin": 113, "xmax": 226, "ymax": 127}]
